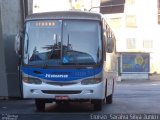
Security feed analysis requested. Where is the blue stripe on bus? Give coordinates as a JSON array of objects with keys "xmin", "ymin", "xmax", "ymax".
[{"xmin": 21, "ymin": 67, "xmax": 102, "ymax": 82}]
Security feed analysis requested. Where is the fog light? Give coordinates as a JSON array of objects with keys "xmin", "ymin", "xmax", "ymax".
[
  {"xmin": 83, "ymin": 90, "xmax": 94, "ymax": 94},
  {"xmin": 30, "ymin": 89, "xmax": 34, "ymax": 93}
]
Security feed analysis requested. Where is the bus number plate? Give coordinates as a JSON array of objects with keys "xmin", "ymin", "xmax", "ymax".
[{"xmin": 55, "ymin": 96, "xmax": 69, "ymax": 100}]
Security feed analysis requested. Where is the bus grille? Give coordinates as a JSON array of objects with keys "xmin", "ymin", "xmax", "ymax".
[
  {"xmin": 45, "ymin": 81, "xmax": 78, "ymax": 86},
  {"xmin": 41, "ymin": 90, "xmax": 82, "ymax": 94}
]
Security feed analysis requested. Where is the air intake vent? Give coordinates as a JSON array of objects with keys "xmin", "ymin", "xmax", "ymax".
[
  {"xmin": 41, "ymin": 90, "xmax": 82, "ymax": 94},
  {"xmin": 46, "ymin": 81, "xmax": 78, "ymax": 86}
]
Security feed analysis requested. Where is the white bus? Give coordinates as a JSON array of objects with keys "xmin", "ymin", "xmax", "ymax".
[{"xmin": 15, "ymin": 11, "xmax": 117, "ymax": 111}]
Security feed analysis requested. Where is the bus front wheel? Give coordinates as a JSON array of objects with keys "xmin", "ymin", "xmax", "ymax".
[
  {"xmin": 35, "ymin": 99, "xmax": 45, "ymax": 111},
  {"xmin": 106, "ymin": 94, "xmax": 113, "ymax": 104}
]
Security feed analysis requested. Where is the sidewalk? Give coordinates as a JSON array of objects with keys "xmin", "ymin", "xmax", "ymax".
[
  {"xmin": 118, "ymin": 74, "xmax": 160, "ymax": 81},
  {"xmin": 149, "ymin": 74, "xmax": 160, "ymax": 81},
  {"xmin": 117, "ymin": 74, "xmax": 160, "ymax": 84}
]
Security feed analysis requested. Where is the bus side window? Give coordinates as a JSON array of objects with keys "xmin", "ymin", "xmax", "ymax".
[
  {"xmin": 102, "ymin": 20, "xmax": 107, "ymax": 61},
  {"xmin": 106, "ymin": 26, "xmax": 114, "ymax": 53}
]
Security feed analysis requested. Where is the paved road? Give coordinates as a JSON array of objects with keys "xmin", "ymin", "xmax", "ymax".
[{"xmin": 1, "ymin": 80, "xmax": 160, "ymax": 120}]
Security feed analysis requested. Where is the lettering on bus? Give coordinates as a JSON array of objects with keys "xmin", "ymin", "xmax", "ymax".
[{"xmin": 45, "ymin": 74, "xmax": 68, "ymax": 78}]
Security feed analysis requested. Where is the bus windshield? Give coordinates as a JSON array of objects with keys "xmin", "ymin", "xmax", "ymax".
[{"xmin": 23, "ymin": 20, "xmax": 102, "ymax": 66}]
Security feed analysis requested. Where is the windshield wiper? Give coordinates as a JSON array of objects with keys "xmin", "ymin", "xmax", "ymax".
[
  {"xmin": 48, "ymin": 34, "xmax": 59, "ymax": 59},
  {"xmin": 42, "ymin": 33, "xmax": 61, "ymax": 68}
]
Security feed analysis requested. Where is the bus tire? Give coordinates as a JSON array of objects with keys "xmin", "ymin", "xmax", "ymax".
[
  {"xmin": 106, "ymin": 79, "xmax": 114, "ymax": 104},
  {"xmin": 93, "ymin": 100, "xmax": 102, "ymax": 111},
  {"xmin": 106, "ymin": 94, "xmax": 113, "ymax": 104},
  {"xmin": 35, "ymin": 99, "xmax": 45, "ymax": 111}
]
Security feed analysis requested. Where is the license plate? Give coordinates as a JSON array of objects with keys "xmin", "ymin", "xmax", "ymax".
[{"xmin": 55, "ymin": 96, "xmax": 69, "ymax": 100}]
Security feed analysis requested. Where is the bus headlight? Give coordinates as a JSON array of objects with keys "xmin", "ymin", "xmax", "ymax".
[
  {"xmin": 81, "ymin": 78, "xmax": 102, "ymax": 85},
  {"xmin": 23, "ymin": 77, "xmax": 42, "ymax": 84}
]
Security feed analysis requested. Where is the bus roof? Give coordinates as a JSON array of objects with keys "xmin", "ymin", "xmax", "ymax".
[{"xmin": 25, "ymin": 11, "xmax": 103, "ymax": 21}]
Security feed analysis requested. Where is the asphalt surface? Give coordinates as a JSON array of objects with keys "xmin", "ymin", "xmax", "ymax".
[{"xmin": 1, "ymin": 80, "xmax": 160, "ymax": 120}]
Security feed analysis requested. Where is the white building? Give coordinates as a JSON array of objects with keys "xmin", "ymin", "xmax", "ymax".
[{"xmin": 103, "ymin": 0, "xmax": 160, "ymax": 74}]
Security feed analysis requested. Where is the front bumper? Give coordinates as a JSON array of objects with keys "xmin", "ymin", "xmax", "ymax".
[{"xmin": 23, "ymin": 82, "xmax": 105, "ymax": 100}]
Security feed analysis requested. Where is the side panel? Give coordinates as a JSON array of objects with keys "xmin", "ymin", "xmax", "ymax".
[
  {"xmin": 104, "ymin": 52, "xmax": 117, "ymax": 96},
  {"xmin": 102, "ymin": 18, "xmax": 117, "ymax": 97}
]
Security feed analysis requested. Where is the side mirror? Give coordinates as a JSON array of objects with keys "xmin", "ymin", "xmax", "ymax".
[
  {"xmin": 14, "ymin": 33, "xmax": 22, "ymax": 57},
  {"xmin": 106, "ymin": 37, "xmax": 114, "ymax": 53}
]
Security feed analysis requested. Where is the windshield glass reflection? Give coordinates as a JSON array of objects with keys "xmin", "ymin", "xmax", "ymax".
[{"xmin": 23, "ymin": 20, "xmax": 102, "ymax": 66}]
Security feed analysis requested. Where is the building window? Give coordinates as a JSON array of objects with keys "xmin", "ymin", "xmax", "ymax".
[
  {"xmin": 143, "ymin": 40, "xmax": 153, "ymax": 48},
  {"xmin": 110, "ymin": 18, "xmax": 122, "ymax": 28},
  {"xmin": 126, "ymin": 15, "xmax": 137, "ymax": 27},
  {"xmin": 126, "ymin": 38, "xmax": 136, "ymax": 49}
]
